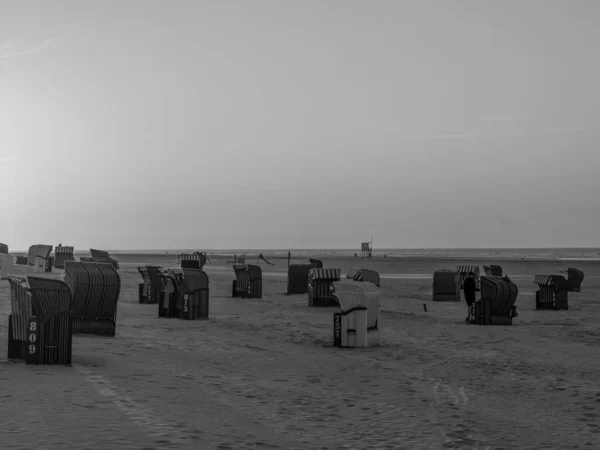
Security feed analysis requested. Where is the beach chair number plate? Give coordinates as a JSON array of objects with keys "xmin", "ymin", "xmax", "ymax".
[
  {"xmin": 333, "ymin": 313, "xmax": 342, "ymax": 348},
  {"xmin": 26, "ymin": 319, "xmax": 40, "ymax": 364},
  {"xmin": 183, "ymin": 294, "xmax": 189, "ymax": 313}
]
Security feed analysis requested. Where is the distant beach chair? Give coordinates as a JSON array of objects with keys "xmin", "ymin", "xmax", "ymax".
[
  {"xmin": 158, "ymin": 268, "xmax": 184, "ymax": 318},
  {"xmin": 483, "ymin": 264, "xmax": 503, "ymax": 277},
  {"xmin": 15, "ymin": 256, "xmax": 28, "ymax": 265},
  {"xmin": 7, "ymin": 275, "xmax": 73, "ymax": 365},
  {"xmin": 332, "ymin": 281, "xmax": 381, "ymax": 348},
  {"xmin": 432, "ymin": 270, "xmax": 460, "ymax": 302},
  {"xmin": 232, "ymin": 264, "xmax": 262, "ymax": 298},
  {"xmin": 178, "ymin": 252, "xmax": 207, "ymax": 270},
  {"xmin": 63, "ymin": 261, "xmax": 121, "ymax": 336},
  {"xmin": 27, "ymin": 244, "xmax": 53, "ymax": 266},
  {"xmin": 456, "ymin": 265, "xmax": 481, "ymax": 290},
  {"xmin": 0, "ymin": 243, "xmax": 8, "ymax": 254},
  {"xmin": 309, "ymin": 259, "xmax": 323, "ymax": 269},
  {"xmin": 54, "ymin": 245, "xmax": 75, "ymax": 269},
  {"xmin": 345, "ymin": 268, "xmax": 381, "ymax": 287},
  {"xmin": 534, "ymin": 275, "xmax": 568, "ymax": 310},
  {"xmin": 566, "ymin": 268, "xmax": 584, "ymax": 292},
  {"xmin": 174, "ymin": 268, "xmax": 209, "ymax": 319},
  {"xmin": 473, "ymin": 276, "xmax": 519, "ymax": 325},
  {"xmin": 137, "ymin": 265, "xmax": 163, "ymax": 304},
  {"xmin": 308, "ymin": 268, "xmax": 341, "ymax": 307},
  {"xmin": 287, "ymin": 264, "xmax": 312, "ymax": 295},
  {"xmin": 82, "ymin": 249, "xmax": 120, "ymax": 270},
  {"xmin": 0, "ymin": 253, "xmax": 14, "ymax": 279},
  {"xmin": 33, "ymin": 255, "xmax": 54, "ymax": 273}
]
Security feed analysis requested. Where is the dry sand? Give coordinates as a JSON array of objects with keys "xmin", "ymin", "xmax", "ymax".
[{"xmin": 1, "ymin": 254, "xmax": 599, "ymax": 449}]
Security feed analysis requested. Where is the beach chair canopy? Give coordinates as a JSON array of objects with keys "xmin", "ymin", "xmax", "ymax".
[
  {"xmin": 28, "ymin": 244, "xmax": 53, "ymax": 265},
  {"xmin": 90, "ymin": 248, "xmax": 110, "ymax": 258},
  {"xmin": 309, "ymin": 268, "xmax": 341, "ymax": 282},
  {"xmin": 309, "ymin": 259, "xmax": 323, "ymax": 269},
  {"xmin": 456, "ymin": 265, "xmax": 480, "ymax": 276},
  {"xmin": 346, "ymin": 268, "xmax": 380, "ymax": 287},
  {"xmin": 480, "ymin": 276, "xmax": 518, "ymax": 317},
  {"xmin": 483, "ymin": 265, "xmax": 503, "ymax": 276},
  {"xmin": 332, "ymin": 280, "xmax": 380, "ymax": 328},
  {"xmin": 182, "ymin": 268, "xmax": 209, "ymax": 291}
]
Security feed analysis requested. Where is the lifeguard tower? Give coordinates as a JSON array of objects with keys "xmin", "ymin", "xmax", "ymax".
[{"xmin": 361, "ymin": 239, "xmax": 373, "ymax": 258}]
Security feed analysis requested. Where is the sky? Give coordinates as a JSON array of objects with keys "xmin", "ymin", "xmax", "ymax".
[{"xmin": 1, "ymin": 0, "xmax": 599, "ymax": 252}]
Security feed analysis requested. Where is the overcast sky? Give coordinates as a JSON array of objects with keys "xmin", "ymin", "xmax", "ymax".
[{"xmin": 1, "ymin": 0, "xmax": 599, "ymax": 251}]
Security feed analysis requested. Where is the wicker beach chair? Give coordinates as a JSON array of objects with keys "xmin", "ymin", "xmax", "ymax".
[
  {"xmin": 287, "ymin": 264, "xmax": 312, "ymax": 295},
  {"xmin": 332, "ymin": 281, "xmax": 381, "ymax": 348},
  {"xmin": 232, "ymin": 264, "xmax": 262, "ymax": 299},
  {"xmin": 137, "ymin": 265, "xmax": 162, "ymax": 304},
  {"xmin": 308, "ymin": 268, "xmax": 341, "ymax": 307},
  {"xmin": 534, "ymin": 275, "xmax": 569, "ymax": 310},
  {"xmin": 566, "ymin": 268, "xmax": 584, "ymax": 292},
  {"xmin": 432, "ymin": 270, "xmax": 461, "ymax": 302},
  {"xmin": 472, "ymin": 276, "xmax": 519, "ymax": 325}
]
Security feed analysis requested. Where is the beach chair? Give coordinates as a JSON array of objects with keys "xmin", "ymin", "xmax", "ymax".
[
  {"xmin": 0, "ymin": 243, "xmax": 8, "ymax": 254},
  {"xmin": 0, "ymin": 253, "xmax": 13, "ymax": 280},
  {"xmin": 54, "ymin": 245, "xmax": 75, "ymax": 269},
  {"xmin": 332, "ymin": 281, "xmax": 381, "ymax": 348},
  {"xmin": 287, "ymin": 264, "xmax": 312, "ymax": 295},
  {"xmin": 472, "ymin": 276, "xmax": 519, "ymax": 325},
  {"xmin": 308, "ymin": 268, "xmax": 341, "ymax": 307},
  {"xmin": 345, "ymin": 268, "xmax": 380, "ymax": 287},
  {"xmin": 432, "ymin": 270, "xmax": 460, "ymax": 302},
  {"xmin": 178, "ymin": 252, "xmax": 206, "ymax": 270},
  {"xmin": 456, "ymin": 265, "xmax": 480, "ymax": 290},
  {"xmin": 15, "ymin": 256, "xmax": 28, "ymax": 265},
  {"xmin": 33, "ymin": 255, "xmax": 54, "ymax": 273},
  {"xmin": 170, "ymin": 268, "xmax": 209, "ymax": 319},
  {"xmin": 27, "ymin": 244, "xmax": 53, "ymax": 266},
  {"xmin": 566, "ymin": 268, "xmax": 584, "ymax": 292},
  {"xmin": 137, "ymin": 265, "xmax": 162, "ymax": 304},
  {"xmin": 309, "ymin": 259, "xmax": 323, "ymax": 269},
  {"xmin": 63, "ymin": 261, "xmax": 121, "ymax": 336},
  {"xmin": 7, "ymin": 276, "xmax": 73, "ymax": 365},
  {"xmin": 159, "ymin": 268, "xmax": 181, "ymax": 318},
  {"xmin": 483, "ymin": 265, "xmax": 503, "ymax": 277},
  {"xmin": 232, "ymin": 264, "xmax": 262, "ymax": 298},
  {"xmin": 84, "ymin": 249, "xmax": 120, "ymax": 270},
  {"xmin": 534, "ymin": 275, "xmax": 569, "ymax": 310}
]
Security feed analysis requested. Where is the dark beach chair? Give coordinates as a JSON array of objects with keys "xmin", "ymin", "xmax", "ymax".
[
  {"xmin": 86, "ymin": 249, "xmax": 120, "ymax": 270},
  {"xmin": 432, "ymin": 270, "xmax": 460, "ymax": 302},
  {"xmin": 308, "ymin": 268, "xmax": 341, "ymax": 307},
  {"xmin": 473, "ymin": 276, "xmax": 519, "ymax": 325},
  {"xmin": 0, "ymin": 243, "xmax": 8, "ymax": 253},
  {"xmin": 172, "ymin": 269, "xmax": 209, "ymax": 319},
  {"xmin": 534, "ymin": 275, "xmax": 568, "ymax": 310},
  {"xmin": 483, "ymin": 264, "xmax": 503, "ymax": 277},
  {"xmin": 158, "ymin": 268, "xmax": 185, "ymax": 318},
  {"xmin": 7, "ymin": 275, "xmax": 73, "ymax": 365},
  {"xmin": 566, "ymin": 268, "xmax": 584, "ymax": 292},
  {"xmin": 309, "ymin": 258, "xmax": 323, "ymax": 269},
  {"xmin": 137, "ymin": 265, "xmax": 162, "ymax": 304},
  {"xmin": 232, "ymin": 264, "xmax": 262, "ymax": 298},
  {"xmin": 54, "ymin": 245, "xmax": 75, "ymax": 269},
  {"xmin": 63, "ymin": 261, "xmax": 121, "ymax": 336},
  {"xmin": 287, "ymin": 264, "xmax": 312, "ymax": 295}
]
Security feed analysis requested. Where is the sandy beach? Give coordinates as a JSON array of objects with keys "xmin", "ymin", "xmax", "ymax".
[{"xmin": 1, "ymin": 252, "xmax": 599, "ymax": 449}]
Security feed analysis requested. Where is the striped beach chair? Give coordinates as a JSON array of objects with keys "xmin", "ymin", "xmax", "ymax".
[
  {"xmin": 345, "ymin": 268, "xmax": 380, "ymax": 287},
  {"xmin": 178, "ymin": 252, "xmax": 206, "ymax": 270},
  {"xmin": 137, "ymin": 265, "xmax": 162, "ymax": 304},
  {"xmin": 483, "ymin": 265, "xmax": 503, "ymax": 277},
  {"xmin": 534, "ymin": 275, "xmax": 568, "ymax": 310},
  {"xmin": 232, "ymin": 264, "xmax": 262, "ymax": 298},
  {"xmin": 432, "ymin": 270, "xmax": 460, "ymax": 302},
  {"xmin": 7, "ymin": 275, "xmax": 73, "ymax": 365},
  {"xmin": 332, "ymin": 281, "xmax": 381, "ymax": 348},
  {"xmin": 54, "ymin": 245, "xmax": 75, "ymax": 269},
  {"xmin": 456, "ymin": 265, "xmax": 480, "ymax": 290},
  {"xmin": 308, "ymin": 268, "xmax": 341, "ymax": 307},
  {"xmin": 566, "ymin": 268, "xmax": 584, "ymax": 292},
  {"xmin": 63, "ymin": 261, "xmax": 121, "ymax": 336},
  {"xmin": 287, "ymin": 264, "xmax": 312, "ymax": 295},
  {"xmin": 472, "ymin": 276, "xmax": 519, "ymax": 325}
]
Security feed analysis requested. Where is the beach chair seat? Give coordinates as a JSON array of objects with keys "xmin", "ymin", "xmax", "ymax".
[
  {"xmin": 308, "ymin": 268, "xmax": 341, "ymax": 307},
  {"xmin": 7, "ymin": 276, "xmax": 73, "ymax": 365},
  {"xmin": 472, "ymin": 276, "xmax": 519, "ymax": 325},
  {"xmin": 566, "ymin": 268, "xmax": 584, "ymax": 292},
  {"xmin": 345, "ymin": 268, "xmax": 380, "ymax": 287},
  {"xmin": 332, "ymin": 281, "xmax": 381, "ymax": 348},
  {"xmin": 63, "ymin": 261, "xmax": 121, "ymax": 336},
  {"xmin": 432, "ymin": 270, "xmax": 460, "ymax": 302},
  {"xmin": 287, "ymin": 264, "xmax": 312, "ymax": 295},
  {"xmin": 137, "ymin": 265, "xmax": 162, "ymax": 304},
  {"xmin": 534, "ymin": 275, "xmax": 568, "ymax": 310},
  {"xmin": 232, "ymin": 264, "xmax": 262, "ymax": 299}
]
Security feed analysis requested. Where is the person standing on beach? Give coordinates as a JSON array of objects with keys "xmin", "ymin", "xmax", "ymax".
[{"xmin": 464, "ymin": 272, "xmax": 479, "ymax": 323}]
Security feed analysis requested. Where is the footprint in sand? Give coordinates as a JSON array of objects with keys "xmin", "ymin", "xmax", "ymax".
[{"xmin": 432, "ymin": 382, "xmax": 469, "ymax": 406}]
